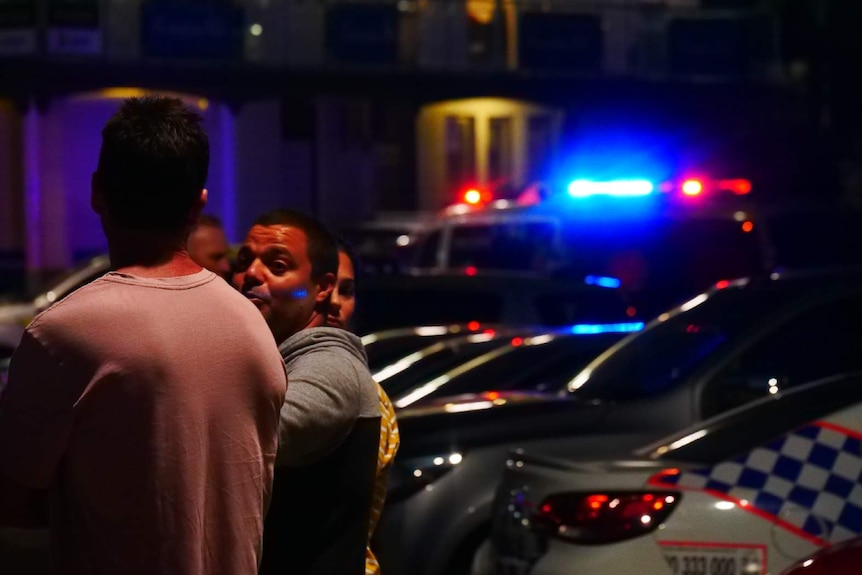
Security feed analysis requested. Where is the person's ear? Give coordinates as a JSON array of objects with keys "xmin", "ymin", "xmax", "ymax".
[
  {"xmin": 315, "ymin": 272, "xmax": 336, "ymax": 304},
  {"xmin": 91, "ymin": 172, "xmax": 106, "ymax": 215}
]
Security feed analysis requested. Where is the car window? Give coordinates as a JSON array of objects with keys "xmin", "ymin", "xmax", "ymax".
[
  {"xmin": 570, "ymin": 285, "xmax": 806, "ymax": 402},
  {"xmin": 447, "ymin": 222, "xmax": 559, "ymax": 272},
  {"xmin": 700, "ymin": 292, "xmax": 862, "ymax": 418},
  {"xmin": 415, "ymin": 230, "xmax": 442, "ymax": 268},
  {"xmin": 353, "ymin": 287, "xmax": 503, "ymax": 334}
]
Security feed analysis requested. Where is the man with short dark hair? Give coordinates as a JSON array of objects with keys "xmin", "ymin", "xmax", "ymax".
[
  {"xmin": 233, "ymin": 208, "xmax": 381, "ymax": 575},
  {"xmin": 0, "ymin": 96, "xmax": 287, "ymax": 575},
  {"xmin": 188, "ymin": 213, "xmax": 231, "ymax": 279}
]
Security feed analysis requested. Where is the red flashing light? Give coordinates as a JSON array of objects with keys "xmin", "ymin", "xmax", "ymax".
[
  {"xmin": 681, "ymin": 180, "xmax": 704, "ymax": 196},
  {"xmin": 464, "ymin": 189, "xmax": 483, "ymax": 205},
  {"xmin": 626, "ymin": 306, "xmax": 637, "ymax": 317},
  {"xmin": 721, "ymin": 179, "xmax": 752, "ymax": 195},
  {"xmin": 484, "ymin": 329, "xmax": 496, "ymax": 336},
  {"xmin": 484, "ymin": 391, "xmax": 501, "ymax": 400},
  {"xmin": 465, "ymin": 266, "xmax": 478, "ymax": 276},
  {"xmin": 715, "ymin": 280, "xmax": 731, "ymax": 290},
  {"xmin": 467, "ymin": 321, "xmax": 480, "ymax": 331},
  {"xmin": 511, "ymin": 337, "xmax": 524, "ymax": 347},
  {"xmin": 742, "ymin": 221, "xmax": 754, "ymax": 233},
  {"xmin": 659, "ymin": 177, "xmax": 752, "ymax": 197}
]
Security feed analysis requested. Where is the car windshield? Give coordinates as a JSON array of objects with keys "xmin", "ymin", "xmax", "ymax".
[
  {"xmin": 569, "ymin": 284, "xmax": 806, "ymax": 401},
  {"xmin": 393, "ymin": 332, "xmax": 624, "ymax": 407},
  {"xmin": 448, "ymin": 221, "xmax": 560, "ymax": 272}
]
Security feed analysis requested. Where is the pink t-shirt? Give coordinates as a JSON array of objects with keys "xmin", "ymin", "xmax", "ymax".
[{"xmin": 0, "ymin": 269, "xmax": 286, "ymax": 575}]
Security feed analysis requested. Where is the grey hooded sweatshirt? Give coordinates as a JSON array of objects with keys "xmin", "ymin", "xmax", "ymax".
[{"xmin": 260, "ymin": 327, "xmax": 381, "ymax": 575}]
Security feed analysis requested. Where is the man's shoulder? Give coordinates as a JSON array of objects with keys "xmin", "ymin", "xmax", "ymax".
[{"xmin": 29, "ymin": 276, "xmax": 113, "ymax": 328}]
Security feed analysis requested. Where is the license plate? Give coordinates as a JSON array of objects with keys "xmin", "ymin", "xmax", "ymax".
[{"xmin": 660, "ymin": 542, "xmax": 766, "ymax": 575}]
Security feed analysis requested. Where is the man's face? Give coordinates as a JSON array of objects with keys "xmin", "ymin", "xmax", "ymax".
[
  {"xmin": 188, "ymin": 224, "xmax": 231, "ymax": 279},
  {"xmin": 232, "ymin": 224, "xmax": 333, "ymax": 344},
  {"xmin": 327, "ymin": 250, "xmax": 356, "ymax": 330}
]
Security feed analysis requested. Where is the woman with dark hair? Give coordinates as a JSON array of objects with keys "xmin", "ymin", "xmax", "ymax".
[{"xmin": 328, "ymin": 237, "xmax": 399, "ymax": 575}]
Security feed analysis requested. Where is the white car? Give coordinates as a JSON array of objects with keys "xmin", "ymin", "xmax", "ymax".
[{"xmin": 485, "ymin": 371, "xmax": 862, "ymax": 575}]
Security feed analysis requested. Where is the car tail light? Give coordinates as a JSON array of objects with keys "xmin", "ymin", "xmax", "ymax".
[{"xmin": 532, "ymin": 491, "xmax": 680, "ymax": 544}]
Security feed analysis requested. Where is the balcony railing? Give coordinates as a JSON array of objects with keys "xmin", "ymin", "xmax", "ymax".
[{"xmin": 0, "ymin": 0, "xmax": 788, "ymax": 83}]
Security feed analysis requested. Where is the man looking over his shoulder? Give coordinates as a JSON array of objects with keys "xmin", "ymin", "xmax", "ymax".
[{"xmin": 233, "ymin": 209, "xmax": 381, "ymax": 575}]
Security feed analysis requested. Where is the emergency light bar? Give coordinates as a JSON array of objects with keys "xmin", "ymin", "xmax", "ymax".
[
  {"xmin": 567, "ymin": 180, "xmax": 655, "ymax": 198},
  {"xmin": 659, "ymin": 178, "xmax": 752, "ymax": 196}
]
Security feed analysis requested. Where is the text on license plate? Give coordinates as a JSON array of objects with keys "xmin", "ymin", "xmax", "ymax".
[{"xmin": 659, "ymin": 542, "xmax": 766, "ymax": 575}]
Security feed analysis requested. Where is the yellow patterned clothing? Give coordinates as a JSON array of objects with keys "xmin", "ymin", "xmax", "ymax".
[{"xmin": 366, "ymin": 383, "xmax": 400, "ymax": 575}]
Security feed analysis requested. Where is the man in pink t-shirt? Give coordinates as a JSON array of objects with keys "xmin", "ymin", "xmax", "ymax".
[{"xmin": 0, "ymin": 97, "xmax": 287, "ymax": 575}]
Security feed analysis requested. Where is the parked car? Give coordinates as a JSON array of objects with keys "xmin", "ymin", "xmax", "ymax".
[
  {"xmin": 338, "ymin": 212, "xmax": 435, "ymax": 275},
  {"xmin": 405, "ymin": 193, "xmax": 862, "ymax": 318},
  {"xmin": 377, "ymin": 323, "xmax": 641, "ymax": 409},
  {"xmin": 376, "ymin": 268, "xmax": 862, "ymax": 575},
  {"xmin": 486, "ymin": 371, "xmax": 862, "ymax": 575}
]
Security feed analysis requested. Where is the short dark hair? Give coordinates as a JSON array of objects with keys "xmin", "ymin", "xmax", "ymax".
[
  {"xmin": 334, "ymin": 235, "xmax": 361, "ymax": 288},
  {"xmin": 97, "ymin": 96, "xmax": 209, "ymax": 232},
  {"xmin": 196, "ymin": 213, "xmax": 223, "ymax": 229},
  {"xmin": 253, "ymin": 209, "xmax": 338, "ymax": 281}
]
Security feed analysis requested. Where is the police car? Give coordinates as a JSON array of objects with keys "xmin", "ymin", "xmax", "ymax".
[
  {"xmin": 485, "ymin": 370, "xmax": 862, "ymax": 575},
  {"xmin": 375, "ymin": 267, "xmax": 862, "ymax": 575},
  {"xmin": 406, "ymin": 177, "xmax": 862, "ymax": 317}
]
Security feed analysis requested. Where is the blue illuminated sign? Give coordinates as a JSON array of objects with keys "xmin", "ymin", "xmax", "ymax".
[
  {"xmin": 567, "ymin": 180, "xmax": 654, "ymax": 198},
  {"xmin": 570, "ymin": 322, "xmax": 645, "ymax": 335}
]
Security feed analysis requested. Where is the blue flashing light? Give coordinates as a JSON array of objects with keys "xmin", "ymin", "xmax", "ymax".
[
  {"xmin": 567, "ymin": 180, "xmax": 654, "ymax": 198},
  {"xmin": 570, "ymin": 322, "xmax": 645, "ymax": 335},
  {"xmin": 291, "ymin": 289, "xmax": 308, "ymax": 298},
  {"xmin": 585, "ymin": 275, "xmax": 622, "ymax": 289}
]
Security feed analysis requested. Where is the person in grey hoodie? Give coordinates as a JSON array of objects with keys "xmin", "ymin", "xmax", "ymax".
[{"xmin": 232, "ymin": 209, "xmax": 381, "ymax": 575}]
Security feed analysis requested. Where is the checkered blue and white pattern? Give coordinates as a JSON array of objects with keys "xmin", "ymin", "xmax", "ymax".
[{"xmin": 653, "ymin": 423, "xmax": 862, "ymax": 543}]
